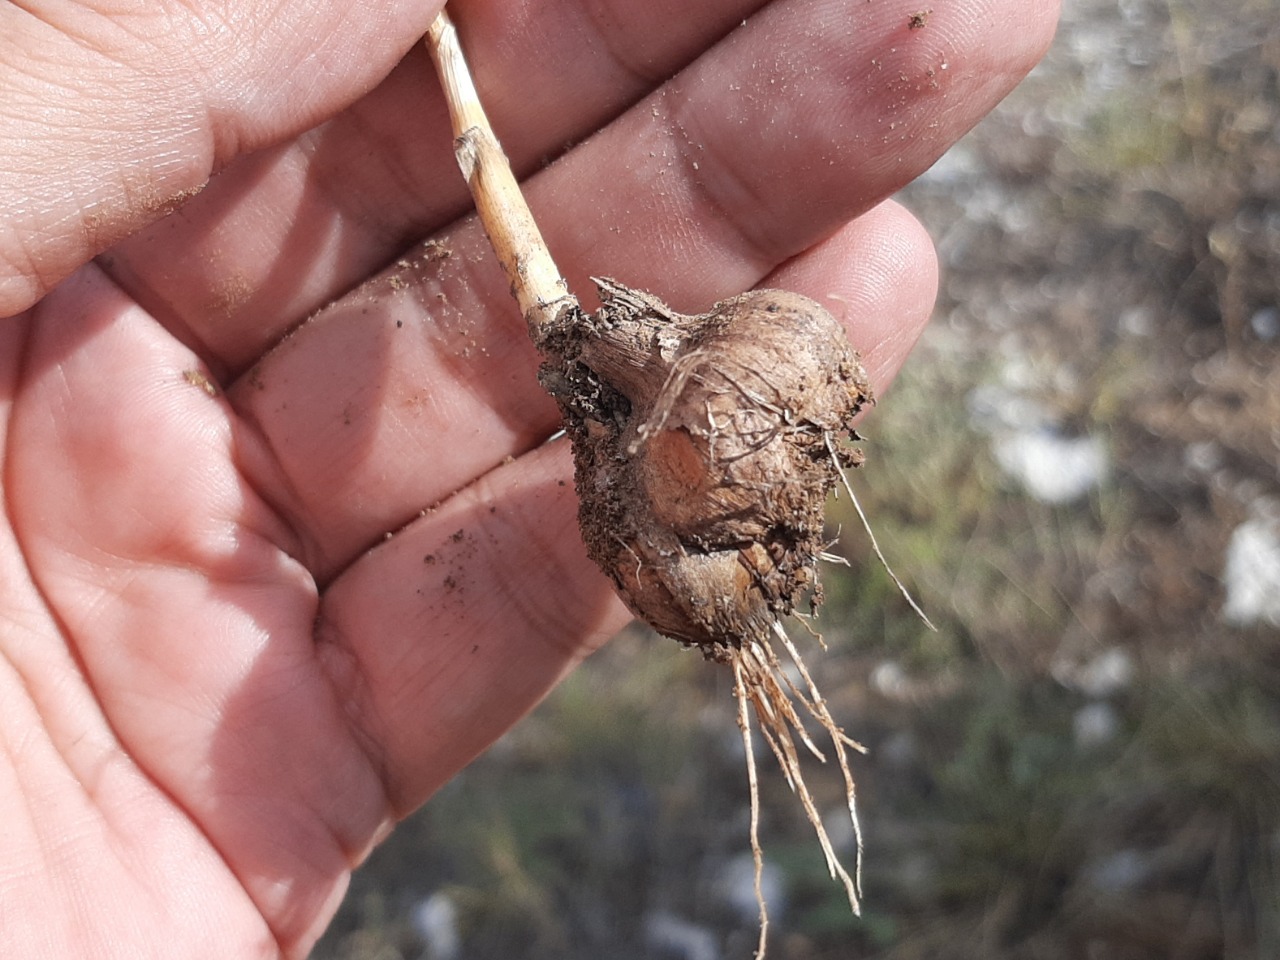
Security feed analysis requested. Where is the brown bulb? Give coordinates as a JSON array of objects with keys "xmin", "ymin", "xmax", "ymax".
[{"xmin": 540, "ymin": 279, "xmax": 872, "ymax": 658}]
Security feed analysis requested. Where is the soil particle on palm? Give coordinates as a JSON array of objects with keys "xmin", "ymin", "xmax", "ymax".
[
  {"xmin": 183, "ymin": 368, "xmax": 219, "ymax": 397},
  {"xmin": 909, "ymin": 10, "xmax": 932, "ymax": 30}
]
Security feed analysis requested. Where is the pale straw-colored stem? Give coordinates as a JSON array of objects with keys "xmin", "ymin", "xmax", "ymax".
[{"xmin": 425, "ymin": 10, "xmax": 575, "ymax": 344}]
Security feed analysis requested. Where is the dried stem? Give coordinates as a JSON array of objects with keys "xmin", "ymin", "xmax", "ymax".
[{"xmin": 425, "ymin": 10, "xmax": 574, "ymax": 344}]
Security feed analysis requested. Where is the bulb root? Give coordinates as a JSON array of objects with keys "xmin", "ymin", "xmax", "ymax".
[{"xmin": 425, "ymin": 9, "xmax": 889, "ymax": 949}]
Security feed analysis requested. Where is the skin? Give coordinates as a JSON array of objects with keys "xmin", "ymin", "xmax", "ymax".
[{"xmin": 0, "ymin": 0, "xmax": 1059, "ymax": 956}]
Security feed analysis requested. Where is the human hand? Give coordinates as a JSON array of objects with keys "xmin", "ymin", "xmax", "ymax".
[{"xmin": 0, "ymin": 0, "xmax": 1057, "ymax": 955}]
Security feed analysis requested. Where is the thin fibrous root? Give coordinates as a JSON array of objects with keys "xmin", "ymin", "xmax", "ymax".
[
  {"xmin": 729, "ymin": 622, "xmax": 863, "ymax": 919},
  {"xmin": 733, "ymin": 654, "xmax": 770, "ymax": 960},
  {"xmin": 827, "ymin": 433, "xmax": 936, "ymax": 631}
]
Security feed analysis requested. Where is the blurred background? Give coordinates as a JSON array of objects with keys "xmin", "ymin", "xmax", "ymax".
[{"xmin": 314, "ymin": 0, "xmax": 1280, "ymax": 956}]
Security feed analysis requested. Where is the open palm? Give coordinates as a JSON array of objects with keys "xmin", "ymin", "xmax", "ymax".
[{"xmin": 0, "ymin": 0, "xmax": 1056, "ymax": 955}]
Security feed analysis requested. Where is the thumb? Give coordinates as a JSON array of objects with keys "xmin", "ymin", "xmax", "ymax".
[{"xmin": 0, "ymin": 0, "xmax": 442, "ymax": 316}]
